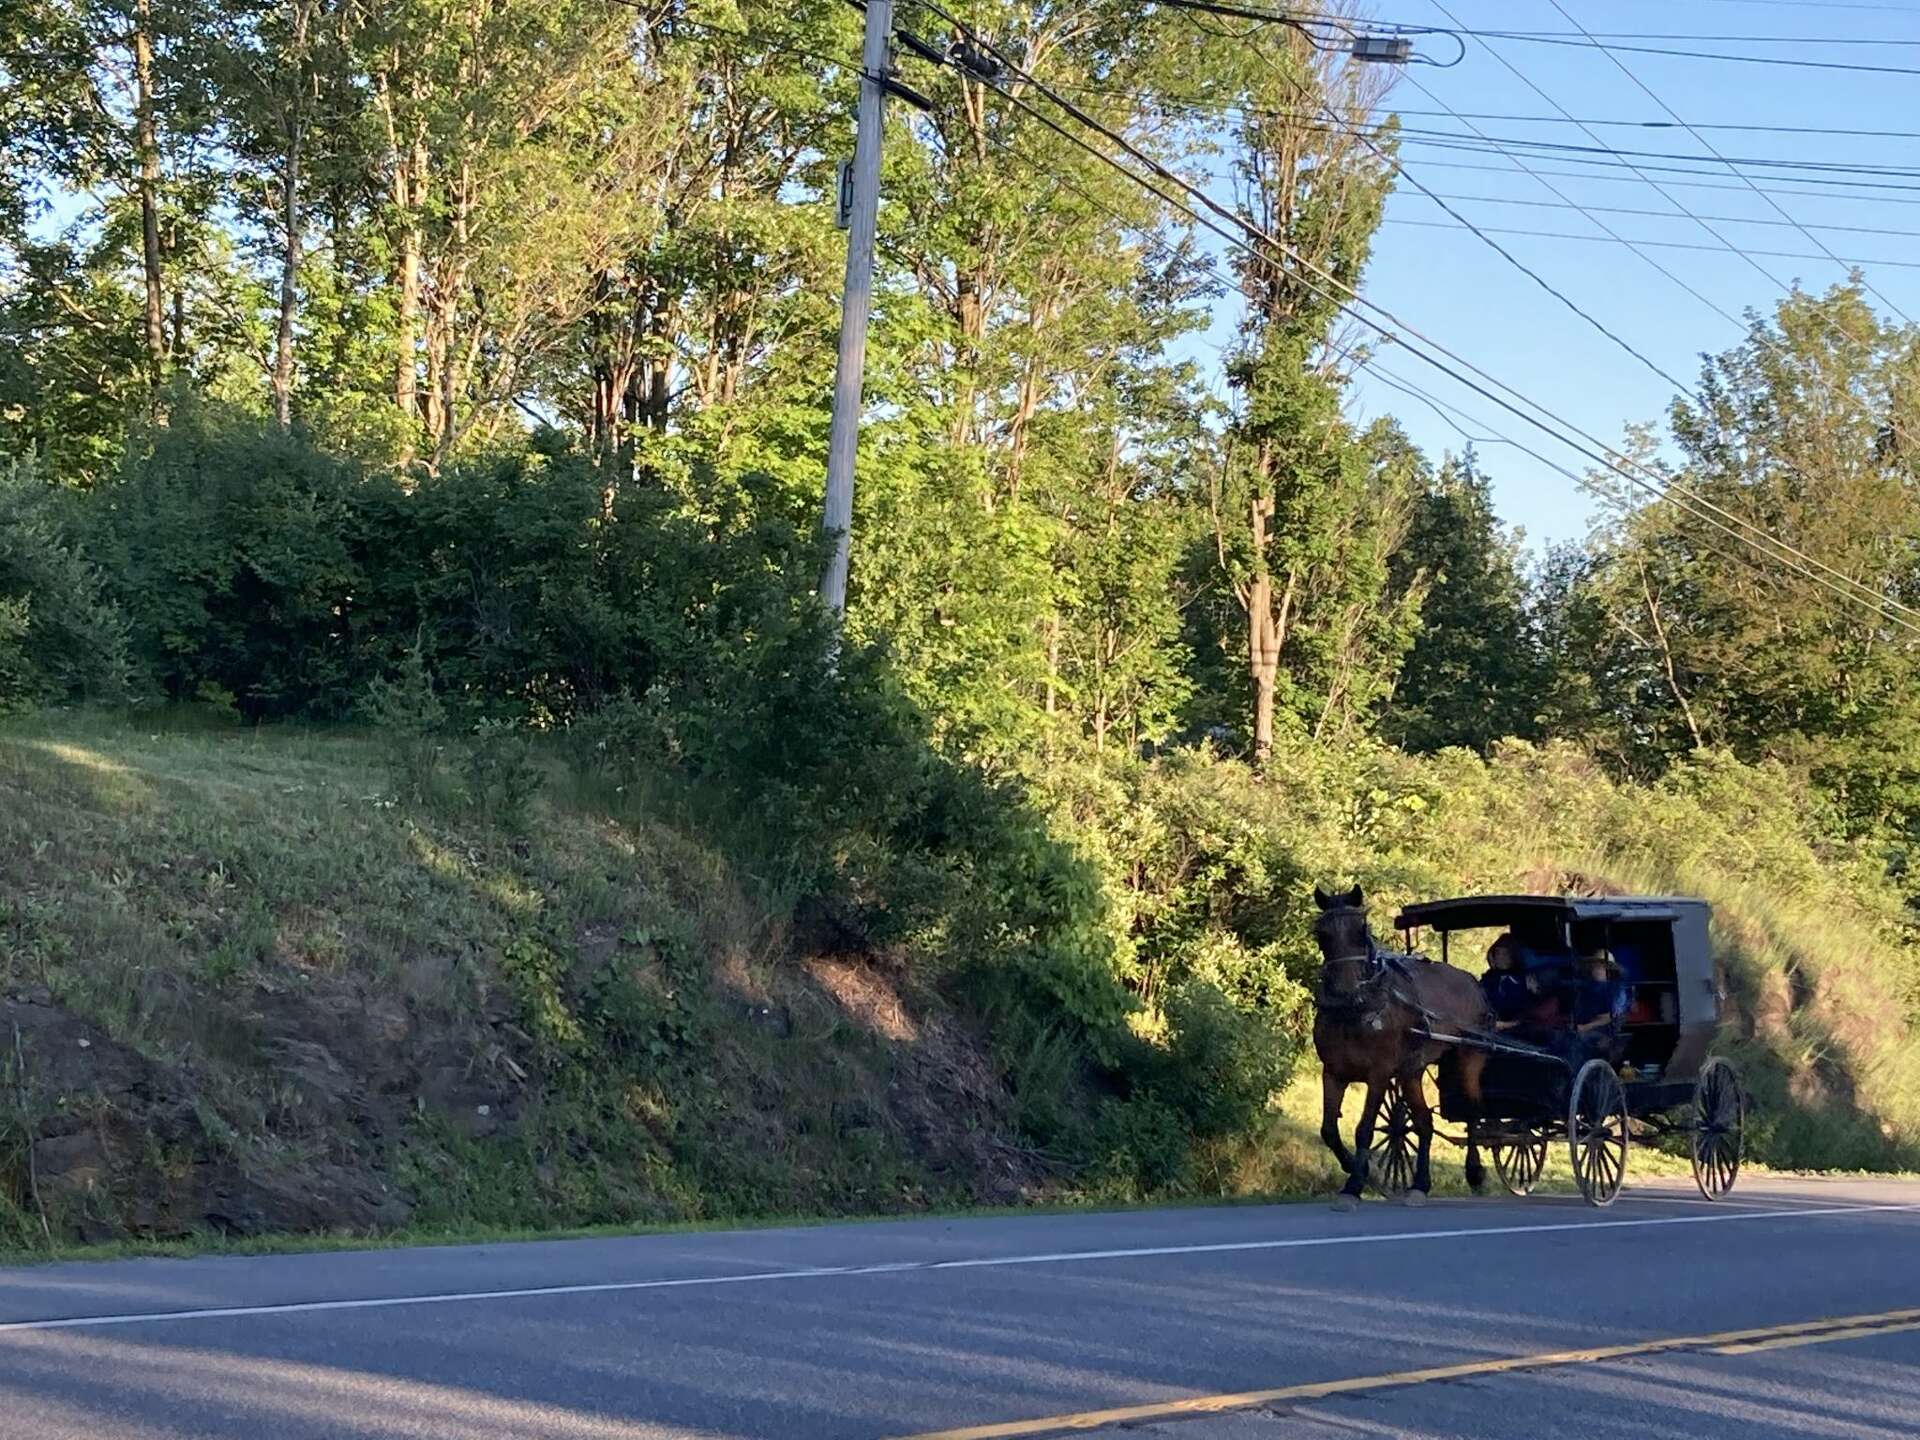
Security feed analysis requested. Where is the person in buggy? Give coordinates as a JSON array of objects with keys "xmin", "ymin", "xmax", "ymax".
[
  {"xmin": 1550, "ymin": 948, "xmax": 1630, "ymax": 1070},
  {"xmin": 1480, "ymin": 934, "xmax": 1529, "ymax": 1030}
]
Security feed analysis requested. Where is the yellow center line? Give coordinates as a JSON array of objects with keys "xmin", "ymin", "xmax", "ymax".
[{"xmin": 891, "ymin": 1306, "xmax": 1920, "ymax": 1440}]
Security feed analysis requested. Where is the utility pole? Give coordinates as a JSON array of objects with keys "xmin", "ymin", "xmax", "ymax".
[{"xmin": 818, "ymin": 0, "xmax": 893, "ymax": 620}]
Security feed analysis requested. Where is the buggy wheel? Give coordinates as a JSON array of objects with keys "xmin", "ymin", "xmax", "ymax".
[
  {"xmin": 1691, "ymin": 1056, "xmax": 1744, "ymax": 1200},
  {"xmin": 1491, "ymin": 1130, "xmax": 1549, "ymax": 1196},
  {"xmin": 1568, "ymin": 1059, "xmax": 1629, "ymax": 1207},
  {"xmin": 1372, "ymin": 1076, "xmax": 1419, "ymax": 1197}
]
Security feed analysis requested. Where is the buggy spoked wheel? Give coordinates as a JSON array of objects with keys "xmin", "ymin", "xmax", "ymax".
[
  {"xmin": 1568, "ymin": 1059, "xmax": 1629, "ymax": 1207},
  {"xmin": 1691, "ymin": 1056, "xmax": 1744, "ymax": 1200},
  {"xmin": 1491, "ymin": 1129, "xmax": 1549, "ymax": 1196},
  {"xmin": 1372, "ymin": 1076, "xmax": 1419, "ymax": 1197}
]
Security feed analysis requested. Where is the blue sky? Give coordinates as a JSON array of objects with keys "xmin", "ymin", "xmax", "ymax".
[{"xmin": 1191, "ymin": 0, "xmax": 1920, "ymax": 550}]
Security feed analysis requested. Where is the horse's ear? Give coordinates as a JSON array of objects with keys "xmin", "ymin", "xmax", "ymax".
[
  {"xmin": 1344, "ymin": 884, "xmax": 1363, "ymax": 908},
  {"xmin": 1313, "ymin": 886, "xmax": 1332, "ymax": 911}
]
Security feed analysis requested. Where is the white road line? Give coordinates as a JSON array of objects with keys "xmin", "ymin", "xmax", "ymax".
[
  {"xmin": 1529, "ymin": 1192, "xmax": 1801, "ymax": 1211},
  {"xmin": 0, "ymin": 1202, "xmax": 1913, "ymax": 1336}
]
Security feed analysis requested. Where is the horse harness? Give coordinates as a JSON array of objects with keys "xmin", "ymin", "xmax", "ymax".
[
  {"xmin": 1318, "ymin": 935, "xmax": 1550, "ymax": 1061},
  {"xmin": 1316, "ymin": 934, "xmax": 1425, "ymax": 1029}
]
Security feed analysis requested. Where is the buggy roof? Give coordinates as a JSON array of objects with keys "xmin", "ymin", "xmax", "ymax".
[{"xmin": 1392, "ymin": 894, "xmax": 1710, "ymax": 932}]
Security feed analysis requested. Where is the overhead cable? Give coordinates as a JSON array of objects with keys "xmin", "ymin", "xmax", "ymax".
[{"xmin": 913, "ymin": 4, "xmax": 1920, "ymax": 634}]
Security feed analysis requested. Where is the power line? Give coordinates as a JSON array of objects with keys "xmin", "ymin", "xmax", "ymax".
[
  {"xmin": 1666, "ymin": 0, "xmax": 1920, "ymax": 10},
  {"xmin": 1416, "ymin": 0, "xmax": 1920, "ymax": 603},
  {"xmin": 1543, "ymin": 0, "xmax": 1917, "ymax": 326},
  {"xmin": 1408, "ymin": 154, "xmax": 1920, "ymax": 201},
  {"xmin": 1481, "ymin": 30, "xmax": 1920, "ymax": 75},
  {"xmin": 917, "ymin": 8, "xmax": 1920, "ymax": 634},
  {"xmin": 1383, "ymin": 129, "xmax": 1920, "ymax": 179},
  {"xmin": 992, "ymin": 82, "xmax": 1920, "ymax": 192},
  {"xmin": 1397, "ymin": 68, "xmax": 1754, "ymax": 347},
  {"xmin": 1385, "ymin": 216, "xmax": 1920, "ymax": 270},
  {"xmin": 1660, "ymin": 0, "xmax": 1920, "ymax": 11},
  {"xmin": 1152, "ymin": 0, "xmax": 1920, "ymax": 73},
  {"xmin": 1348, "ymin": 350, "xmax": 1870, "ymax": 643},
  {"xmin": 1426, "ymin": 3, "xmax": 1810, "ymax": 348},
  {"xmin": 1472, "ymin": 29, "xmax": 1920, "ymax": 44},
  {"xmin": 1188, "ymin": 109, "xmax": 1920, "ymax": 179},
  {"xmin": 1366, "ymin": 109, "xmax": 1920, "ymax": 140},
  {"xmin": 1049, "ymin": 82, "xmax": 1920, "ymax": 141},
  {"xmin": 674, "ymin": 0, "xmax": 1919, "ymax": 631},
  {"xmin": 1407, "ymin": 191, "xmax": 1920, "ymax": 239},
  {"xmin": 1244, "ymin": 69, "xmax": 1711, "ymax": 401},
  {"xmin": 1395, "ymin": 136, "xmax": 1920, "ymax": 192},
  {"xmin": 1386, "ymin": 56, "xmax": 1917, "ymax": 620},
  {"xmin": 1247, "ymin": 42, "xmax": 1920, "ymax": 627}
]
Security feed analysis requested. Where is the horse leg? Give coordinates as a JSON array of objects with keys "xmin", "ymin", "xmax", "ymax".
[
  {"xmin": 1459, "ymin": 1049, "xmax": 1489, "ymax": 1194},
  {"xmin": 1404, "ymin": 1066, "xmax": 1436, "ymax": 1202},
  {"xmin": 1319, "ymin": 1068, "xmax": 1355, "ymax": 1178},
  {"xmin": 1343, "ymin": 1079, "xmax": 1386, "ymax": 1201}
]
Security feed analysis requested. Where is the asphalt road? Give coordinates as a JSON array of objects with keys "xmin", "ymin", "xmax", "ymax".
[{"xmin": 0, "ymin": 1176, "xmax": 1915, "ymax": 1439}]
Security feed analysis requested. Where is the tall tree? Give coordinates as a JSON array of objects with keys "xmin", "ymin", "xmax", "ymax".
[
  {"xmin": 1385, "ymin": 450, "xmax": 1545, "ymax": 753},
  {"xmin": 1204, "ymin": 23, "xmax": 1401, "ymax": 762},
  {"xmin": 1552, "ymin": 286, "xmax": 1920, "ymax": 833}
]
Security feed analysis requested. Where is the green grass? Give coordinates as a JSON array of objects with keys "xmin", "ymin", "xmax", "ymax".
[
  {"xmin": 2, "ymin": 712, "xmax": 1916, "ymax": 1261},
  {"xmin": 0, "ymin": 709, "xmax": 1038, "ymax": 1251}
]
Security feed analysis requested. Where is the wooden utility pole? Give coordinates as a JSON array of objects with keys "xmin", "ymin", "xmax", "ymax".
[{"xmin": 818, "ymin": 0, "xmax": 892, "ymax": 619}]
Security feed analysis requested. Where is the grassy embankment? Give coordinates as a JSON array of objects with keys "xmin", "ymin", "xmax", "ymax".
[{"xmin": 0, "ymin": 713, "xmax": 1915, "ymax": 1258}]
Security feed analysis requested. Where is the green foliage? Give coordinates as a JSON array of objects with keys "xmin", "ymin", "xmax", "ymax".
[
  {"xmin": 0, "ymin": 457, "xmax": 129, "ymax": 711},
  {"xmin": 461, "ymin": 720, "xmax": 543, "ymax": 832},
  {"xmin": 1089, "ymin": 1096, "xmax": 1192, "ymax": 1197},
  {"xmin": 360, "ymin": 647, "xmax": 446, "ymax": 800},
  {"xmin": 96, "ymin": 403, "xmax": 369, "ymax": 714},
  {"xmin": 1151, "ymin": 981, "xmax": 1290, "ymax": 1141},
  {"xmin": 1386, "ymin": 454, "xmax": 1547, "ymax": 753},
  {"xmin": 6, "ymin": 0, "xmax": 1920, "ymax": 1241},
  {"xmin": 499, "ymin": 935, "xmax": 587, "ymax": 1061},
  {"xmin": 1543, "ymin": 287, "xmax": 1920, "ymax": 839}
]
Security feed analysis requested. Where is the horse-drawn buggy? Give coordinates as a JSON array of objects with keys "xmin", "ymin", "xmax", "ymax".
[{"xmin": 1311, "ymin": 888, "xmax": 1745, "ymax": 1208}]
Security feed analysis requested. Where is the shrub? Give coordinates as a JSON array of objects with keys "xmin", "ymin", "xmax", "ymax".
[
  {"xmin": 95, "ymin": 403, "xmax": 369, "ymax": 716},
  {"xmin": 462, "ymin": 719, "xmax": 544, "ymax": 832},
  {"xmin": 1151, "ymin": 980, "xmax": 1294, "ymax": 1140},
  {"xmin": 360, "ymin": 647, "xmax": 446, "ymax": 801},
  {"xmin": 0, "ymin": 456, "xmax": 128, "ymax": 710}
]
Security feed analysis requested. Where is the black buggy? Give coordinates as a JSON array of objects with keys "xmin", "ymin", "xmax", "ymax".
[{"xmin": 1370, "ymin": 894, "xmax": 1744, "ymax": 1207}]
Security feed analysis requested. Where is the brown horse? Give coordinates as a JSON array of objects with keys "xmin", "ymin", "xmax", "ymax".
[{"xmin": 1311, "ymin": 884, "xmax": 1493, "ymax": 1206}]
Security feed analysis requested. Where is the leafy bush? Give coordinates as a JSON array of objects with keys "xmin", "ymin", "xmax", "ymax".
[
  {"xmin": 1089, "ymin": 1096, "xmax": 1191, "ymax": 1196},
  {"xmin": 360, "ymin": 646, "xmax": 447, "ymax": 800},
  {"xmin": 94, "ymin": 404, "xmax": 369, "ymax": 716},
  {"xmin": 1150, "ymin": 981, "xmax": 1292, "ymax": 1140},
  {"xmin": 90, "ymin": 409, "xmax": 824, "ymax": 727},
  {"xmin": 462, "ymin": 720, "xmax": 544, "ymax": 832},
  {"xmin": 0, "ymin": 457, "xmax": 128, "ymax": 710}
]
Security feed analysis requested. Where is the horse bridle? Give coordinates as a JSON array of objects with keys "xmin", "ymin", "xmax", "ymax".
[{"xmin": 1316, "ymin": 932, "xmax": 1391, "ymax": 1014}]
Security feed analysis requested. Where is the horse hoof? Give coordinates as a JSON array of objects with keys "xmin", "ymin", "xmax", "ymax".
[
  {"xmin": 1402, "ymin": 1191, "xmax": 1428, "ymax": 1208},
  {"xmin": 1331, "ymin": 1194, "xmax": 1360, "ymax": 1213}
]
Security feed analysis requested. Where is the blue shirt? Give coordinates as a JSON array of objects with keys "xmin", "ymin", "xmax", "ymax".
[
  {"xmin": 1482, "ymin": 971, "xmax": 1527, "ymax": 1022},
  {"xmin": 1573, "ymin": 977, "xmax": 1630, "ymax": 1028},
  {"xmin": 1609, "ymin": 943, "xmax": 1644, "ymax": 983}
]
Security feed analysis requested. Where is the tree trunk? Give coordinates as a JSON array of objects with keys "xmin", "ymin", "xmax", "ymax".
[
  {"xmin": 1639, "ymin": 557, "xmax": 1704, "ymax": 750},
  {"xmin": 393, "ymin": 116, "xmax": 427, "ymax": 454},
  {"xmin": 1249, "ymin": 576, "xmax": 1277, "ymax": 765},
  {"xmin": 267, "ymin": 2, "xmax": 315, "ymax": 425},
  {"xmin": 272, "ymin": 120, "xmax": 303, "ymax": 425},
  {"xmin": 132, "ymin": 0, "xmax": 166, "ymax": 396},
  {"xmin": 951, "ymin": 271, "xmax": 987, "ymax": 454},
  {"xmin": 1247, "ymin": 478, "xmax": 1281, "ymax": 765}
]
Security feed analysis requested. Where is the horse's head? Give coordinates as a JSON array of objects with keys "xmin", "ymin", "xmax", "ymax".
[{"xmin": 1312, "ymin": 884, "xmax": 1383, "ymax": 1009}]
